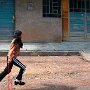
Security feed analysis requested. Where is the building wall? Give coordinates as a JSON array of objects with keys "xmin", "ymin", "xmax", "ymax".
[{"xmin": 15, "ymin": 0, "xmax": 62, "ymax": 42}]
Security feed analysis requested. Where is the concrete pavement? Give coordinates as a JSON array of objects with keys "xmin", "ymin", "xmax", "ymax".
[{"xmin": 0, "ymin": 41, "xmax": 90, "ymax": 61}]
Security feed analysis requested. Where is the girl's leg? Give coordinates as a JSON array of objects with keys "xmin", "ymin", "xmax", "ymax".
[
  {"xmin": 13, "ymin": 58, "xmax": 26, "ymax": 81},
  {"xmin": 0, "ymin": 57, "xmax": 13, "ymax": 81}
]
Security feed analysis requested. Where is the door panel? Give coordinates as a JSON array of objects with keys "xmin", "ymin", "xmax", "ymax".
[
  {"xmin": 69, "ymin": 12, "xmax": 85, "ymax": 38},
  {"xmin": 87, "ymin": 13, "xmax": 90, "ymax": 33}
]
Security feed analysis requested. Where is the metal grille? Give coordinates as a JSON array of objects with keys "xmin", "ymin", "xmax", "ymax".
[{"xmin": 43, "ymin": 0, "xmax": 61, "ymax": 17}]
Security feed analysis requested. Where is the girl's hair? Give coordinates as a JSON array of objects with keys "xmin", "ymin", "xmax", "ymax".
[
  {"xmin": 13, "ymin": 30, "xmax": 23, "ymax": 48},
  {"xmin": 13, "ymin": 30, "xmax": 22, "ymax": 38}
]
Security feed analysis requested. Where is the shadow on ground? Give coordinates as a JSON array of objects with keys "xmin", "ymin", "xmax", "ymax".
[{"xmin": 19, "ymin": 84, "xmax": 77, "ymax": 90}]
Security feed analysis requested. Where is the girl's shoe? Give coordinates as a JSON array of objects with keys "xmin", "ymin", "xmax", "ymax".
[{"xmin": 14, "ymin": 80, "xmax": 25, "ymax": 85}]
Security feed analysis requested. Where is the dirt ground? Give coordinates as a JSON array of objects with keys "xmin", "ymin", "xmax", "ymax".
[{"xmin": 0, "ymin": 56, "xmax": 90, "ymax": 90}]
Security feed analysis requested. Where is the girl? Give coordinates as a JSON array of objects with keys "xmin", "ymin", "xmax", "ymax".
[{"xmin": 0, "ymin": 30, "xmax": 26, "ymax": 85}]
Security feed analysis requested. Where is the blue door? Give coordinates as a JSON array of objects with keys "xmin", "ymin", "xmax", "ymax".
[
  {"xmin": 0, "ymin": 0, "xmax": 15, "ymax": 41},
  {"xmin": 69, "ymin": 0, "xmax": 90, "ymax": 40}
]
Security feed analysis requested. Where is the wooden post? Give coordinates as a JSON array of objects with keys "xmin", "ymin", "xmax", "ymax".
[{"xmin": 62, "ymin": 0, "xmax": 69, "ymax": 41}]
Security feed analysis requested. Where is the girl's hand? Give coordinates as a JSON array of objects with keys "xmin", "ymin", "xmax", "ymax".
[{"xmin": 7, "ymin": 57, "xmax": 12, "ymax": 63}]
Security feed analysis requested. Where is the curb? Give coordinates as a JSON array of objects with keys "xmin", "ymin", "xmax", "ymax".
[
  {"xmin": 0, "ymin": 50, "xmax": 80, "ymax": 56},
  {"xmin": 80, "ymin": 51, "xmax": 90, "ymax": 62}
]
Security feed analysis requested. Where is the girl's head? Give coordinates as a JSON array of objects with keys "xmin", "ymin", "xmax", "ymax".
[{"xmin": 14, "ymin": 30, "xmax": 22, "ymax": 39}]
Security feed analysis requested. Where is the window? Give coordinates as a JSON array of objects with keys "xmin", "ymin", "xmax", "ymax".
[{"xmin": 43, "ymin": 0, "xmax": 61, "ymax": 18}]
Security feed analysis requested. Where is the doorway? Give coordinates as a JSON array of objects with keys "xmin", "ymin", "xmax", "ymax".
[
  {"xmin": 0, "ymin": 0, "xmax": 15, "ymax": 41},
  {"xmin": 69, "ymin": 0, "xmax": 90, "ymax": 41}
]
